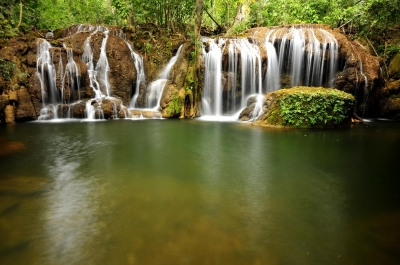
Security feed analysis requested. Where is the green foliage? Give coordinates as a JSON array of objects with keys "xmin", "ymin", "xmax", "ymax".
[
  {"xmin": 359, "ymin": 0, "xmax": 400, "ymax": 37},
  {"xmin": 0, "ymin": 6, "xmax": 18, "ymax": 40},
  {"xmin": 378, "ymin": 44, "xmax": 400, "ymax": 65},
  {"xmin": 36, "ymin": 0, "xmax": 114, "ymax": 30},
  {"xmin": 268, "ymin": 88, "xmax": 354, "ymax": 128},
  {"xmin": 231, "ymin": 20, "xmax": 250, "ymax": 34},
  {"xmin": 248, "ymin": 0, "xmax": 358, "ymax": 27},
  {"xmin": 167, "ymin": 92, "xmax": 183, "ymax": 116},
  {"xmin": 0, "ymin": 59, "xmax": 17, "ymax": 81},
  {"xmin": 145, "ymin": 43, "xmax": 152, "ymax": 54}
]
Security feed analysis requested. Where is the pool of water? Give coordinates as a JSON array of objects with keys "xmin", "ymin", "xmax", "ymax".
[{"xmin": 1, "ymin": 119, "xmax": 400, "ymax": 265}]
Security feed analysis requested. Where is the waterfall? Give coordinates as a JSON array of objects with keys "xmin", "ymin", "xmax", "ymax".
[
  {"xmin": 96, "ymin": 28, "xmax": 111, "ymax": 97},
  {"xmin": 132, "ymin": 44, "xmax": 183, "ymax": 110},
  {"xmin": 265, "ymin": 42, "xmax": 280, "ymax": 92},
  {"xmin": 202, "ymin": 38, "xmax": 262, "ymax": 118},
  {"xmin": 36, "ymin": 39, "xmax": 82, "ymax": 120},
  {"xmin": 80, "ymin": 26, "xmax": 116, "ymax": 120},
  {"xmin": 36, "ymin": 40, "xmax": 58, "ymax": 105},
  {"xmin": 202, "ymin": 26, "xmax": 340, "ymax": 119},
  {"xmin": 125, "ymin": 42, "xmax": 146, "ymax": 108},
  {"xmin": 202, "ymin": 38, "xmax": 224, "ymax": 116},
  {"xmin": 36, "ymin": 23, "xmax": 186, "ymax": 121},
  {"xmin": 63, "ymin": 49, "xmax": 81, "ymax": 103}
]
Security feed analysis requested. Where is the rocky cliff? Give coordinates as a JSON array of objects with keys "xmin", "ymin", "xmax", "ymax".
[{"xmin": 0, "ymin": 24, "xmax": 392, "ymax": 123}]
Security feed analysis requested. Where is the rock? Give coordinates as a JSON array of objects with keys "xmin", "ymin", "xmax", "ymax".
[
  {"xmin": 380, "ymin": 97, "xmax": 400, "ymax": 118},
  {"xmin": 245, "ymin": 87, "xmax": 355, "ymax": 128},
  {"xmin": 0, "ymin": 95, "xmax": 8, "ymax": 113},
  {"xmin": 389, "ymin": 53, "xmax": 400, "ymax": 79},
  {"xmin": 69, "ymin": 101, "xmax": 87, "ymax": 118},
  {"xmin": 15, "ymin": 86, "xmax": 37, "ymax": 121},
  {"xmin": 9, "ymin": 91, "xmax": 18, "ymax": 102},
  {"xmin": 382, "ymin": 80, "xmax": 400, "ymax": 96},
  {"xmin": 106, "ymin": 35, "xmax": 136, "ymax": 106},
  {"xmin": 4, "ymin": 105, "xmax": 15, "ymax": 124}
]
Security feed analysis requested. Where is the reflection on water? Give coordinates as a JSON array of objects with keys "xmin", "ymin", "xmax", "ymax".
[
  {"xmin": 0, "ymin": 120, "xmax": 400, "ymax": 264},
  {"xmin": 41, "ymin": 135, "xmax": 103, "ymax": 264}
]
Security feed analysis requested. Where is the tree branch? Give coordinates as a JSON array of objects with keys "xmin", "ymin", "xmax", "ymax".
[
  {"xmin": 204, "ymin": 9, "xmax": 222, "ymax": 32},
  {"xmin": 17, "ymin": 0, "xmax": 22, "ymax": 28}
]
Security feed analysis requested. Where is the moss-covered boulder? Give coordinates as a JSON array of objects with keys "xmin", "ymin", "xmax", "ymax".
[
  {"xmin": 389, "ymin": 53, "xmax": 400, "ymax": 79},
  {"xmin": 241, "ymin": 87, "xmax": 355, "ymax": 128}
]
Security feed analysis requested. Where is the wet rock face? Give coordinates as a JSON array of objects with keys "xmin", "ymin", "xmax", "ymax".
[
  {"xmin": 0, "ymin": 25, "xmax": 140, "ymax": 122},
  {"xmin": 0, "ymin": 24, "xmax": 388, "ymax": 122},
  {"xmin": 380, "ymin": 53, "xmax": 400, "ymax": 118}
]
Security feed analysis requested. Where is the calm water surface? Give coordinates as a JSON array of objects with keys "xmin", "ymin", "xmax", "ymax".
[{"xmin": 1, "ymin": 119, "xmax": 400, "ymax": 265}]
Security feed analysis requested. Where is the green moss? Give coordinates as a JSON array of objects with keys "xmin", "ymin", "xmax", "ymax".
[
  {"xmin": 0, "ymin": 58, "xmax": 17, "ymax": 81},
  {"xmin": 167, "ymin": 92, "xmax": 183, "ymax": 117},
  {"xmin": 261, "ymin": 87, "xmax": 355, "ymax": 128}
]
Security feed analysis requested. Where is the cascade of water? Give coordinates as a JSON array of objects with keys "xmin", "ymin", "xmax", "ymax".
[
  {"xmin": 202, "ymin": 38, "xmax": 224, "ymax": 116},
  {"xmin": 290, "ymin": 28, "xmax": 305, "ymax": 86},
  {"xmin": 96, "ymin": 28, "xmax": 111, "ymax": 97},
  {"xmin": 142, "ymin": 45, "xmax": 183, "ymax": 110},
  {"xmin": 265, "ymin": 39, "xmax": 280, "ymax": 92},
  {"xmin": 81, "ymin": 27, "xmax": 113, "ymax": 119},
  {"xmin": 201, "ymin": 26, "xmax": 341, "ymax": 120},
  {"xmin": 36, "ymin": 39, "xmax": 81, "ymax": 120},
  {"xmin": 309, "ymin": 28, "xmax": 322, "ymax": 86},
  {"xmin": 125, "ymin": 42, "xmax": 146, "ymax": 108},
  {"xmin": 239, "ymin": 39, "xmax": 262, "ymax": 108},
  {"xmin": 62, "ymin": 49, "xmax": 81, "ymax": 103},
  {"xmin": 359, "ymin": 57, "xmax": 369, "ymax": 116},
  {"xmin": 36, "ymin": 39, "xmax": 58, "ymax": 105},
  {"xmin": 112, "ymin": 102, "xmax": 118, "ymax": 119},
  {"xmin": 227, "ymin": 41, "xmax": 238, "ymax": 113},
  {"xmin": 273, "ymin": 27, "xmax": 339, "ymax": 88},
  {"xmin": 202, "ymin": 37, "xmax": 262, "ymax": 117}
]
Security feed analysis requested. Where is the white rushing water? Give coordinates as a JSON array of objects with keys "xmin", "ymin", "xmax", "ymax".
[
  {"xmin": 201, "ymin": 27, "xmax": 340, "ymax": 119},
  {"xmin": 144, "ymin": 45, "xmax": 184, "ymax": 110},
  {"xmin": 202, "ymin": 37, "xmax": 262, "ymax": 119},
  {"xmin": 36, "ymin": 39, "xmax": 82, "ymax": 120},
  {"xmin": 36, "ymin": 24, "xmax": 154, "ymax": 121}
]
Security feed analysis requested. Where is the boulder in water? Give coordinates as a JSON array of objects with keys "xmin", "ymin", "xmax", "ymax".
[{"xmin": 241, "ymin": 87, "xmax": 355, "ymax": 128}]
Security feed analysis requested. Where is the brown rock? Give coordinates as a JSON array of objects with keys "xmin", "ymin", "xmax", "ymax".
[
  {"xmin": 389, "ymin": 53, "xmax": 400, "ymax": 79},
  {"xmin": 15, "ymin": 86, "xmax": 37, "ymax": 121},
  {"xmin": 5, "ymin": 105, "xmax": 15, "ymax": 123},
  {"xmin": 380, "ymin": 98, "xmax": 400, "ymax": 118}
]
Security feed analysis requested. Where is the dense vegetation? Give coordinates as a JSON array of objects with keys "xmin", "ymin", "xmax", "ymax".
[
  {"xmin": 1, "ymin": 0, "xmax": 399, "ymax": 36},
  {"xmin": 1, "ymin": 0, "xmax": 399, "ymax": 69}
]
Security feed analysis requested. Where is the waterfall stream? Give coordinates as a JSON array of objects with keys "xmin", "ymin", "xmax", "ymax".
[
  {"xmin": 34, "ymin": 25, "xmax": 369, "ymax": 121},
  {"xmin": 201, "ymin": 26, "xmax": 340, "ymax": 119}
]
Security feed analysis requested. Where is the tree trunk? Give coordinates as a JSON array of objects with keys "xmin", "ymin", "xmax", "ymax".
[
  {"xmin": 194, "ymin": 0, "xmax": 204, "ymax": 40},
  {"xmin": 194, "ymin": 0, "xmax": 204, "ymax": 117}
]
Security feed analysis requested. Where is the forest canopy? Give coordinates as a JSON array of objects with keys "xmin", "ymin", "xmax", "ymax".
[{"xmin": 1, "ymin": 0, "xmax": 399, "ymax": 39}]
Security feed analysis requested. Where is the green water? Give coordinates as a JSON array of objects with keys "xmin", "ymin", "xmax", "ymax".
[{"xmin": 1, "ymin": 119, "xmax": 400, "ymax": 265}]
